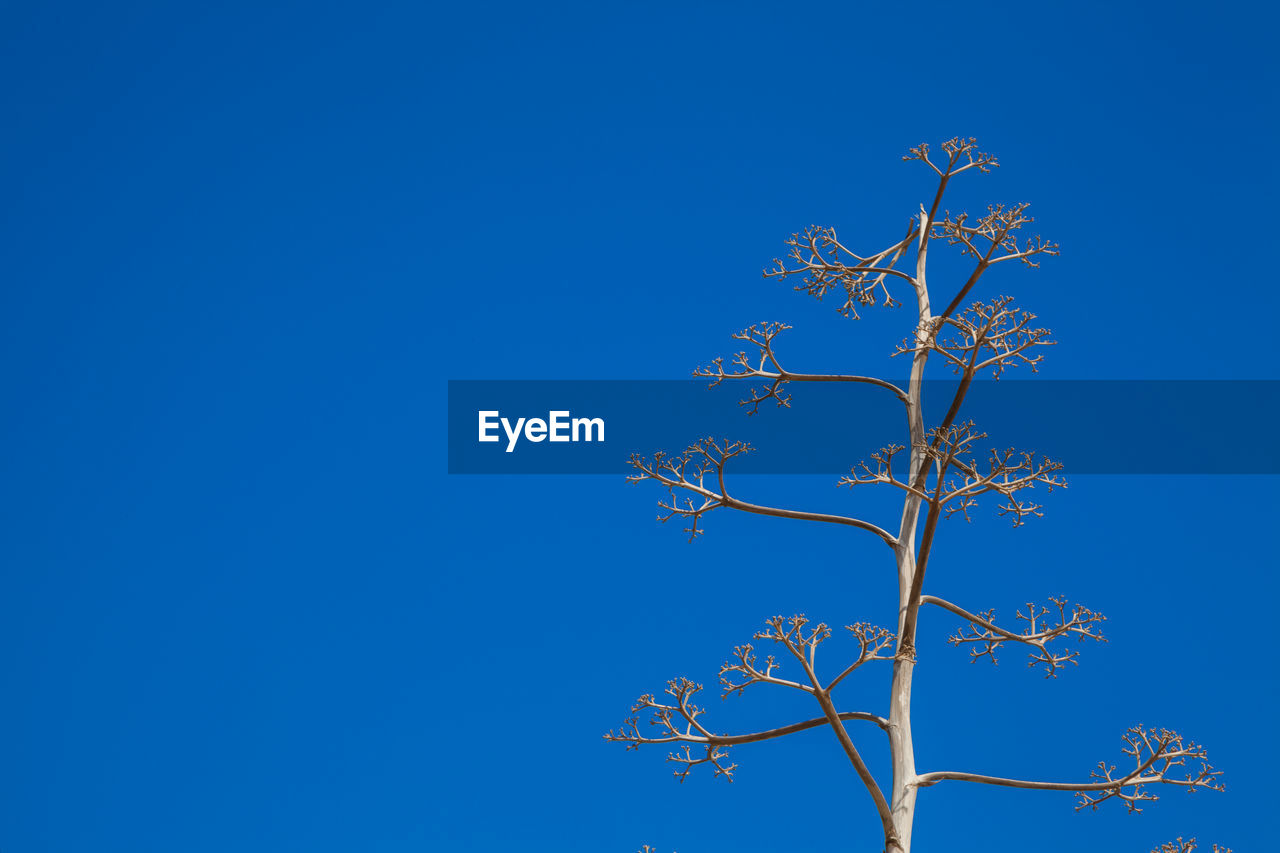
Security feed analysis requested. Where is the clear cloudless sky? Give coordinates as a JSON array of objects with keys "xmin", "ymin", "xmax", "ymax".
[{"xmin": 1, "ymin": 2, "xmax": 1276, "ymax": 851}]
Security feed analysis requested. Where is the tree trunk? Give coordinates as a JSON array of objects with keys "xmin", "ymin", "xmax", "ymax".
[{"xmin": 885, "ymin": 211, "xmax": 934, "ymax": 852}]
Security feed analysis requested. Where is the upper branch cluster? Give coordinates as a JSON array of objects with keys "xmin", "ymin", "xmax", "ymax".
[
  {"xmin": 903, "ymin": 136, "xmax": 999, "ymax": 177},
  {"xmin": 934, "ymin": 203, "xmax": 1059, "ymax": 268}
]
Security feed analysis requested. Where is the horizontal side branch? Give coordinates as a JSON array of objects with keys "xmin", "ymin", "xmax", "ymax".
[
  {"xmin": 920, "ymin": 593, "xmax": 1105, "ymax": 676},
  {"xmin": 629, "ymin": 439, "xmax": 898, "ymax": 545},
  {"xmin": 920, "ymin": 594, "xmax": 1026, "ymax": 642},
  {"xmin": 915, "ymin": 770, "xmax": 1159, "ymax": 791},
  {"xmin": 724, "ymin": 495, "xmax": 898, "ymax": 545},
  {"xmin": 770, "ymin": 372, "xmax": 907, "ymax": 400},
  {"xmin": 915, "ymin": 726, "xmax": 1223, "ymax": 814},
  {"xmin": 694, "ymin": 322, "xmax": 908, "ymax": 414},
  {"xmin": 614, "ymin": 711, "xmax": 890, "ymax": 748}
]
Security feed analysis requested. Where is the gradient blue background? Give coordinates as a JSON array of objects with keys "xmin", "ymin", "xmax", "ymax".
[{"xmin": 1, "ymin": 2, "xmax": 1275, "ymax": 851}]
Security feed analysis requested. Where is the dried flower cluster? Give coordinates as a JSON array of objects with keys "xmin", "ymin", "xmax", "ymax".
[
  {"xmin": 1075, "ymin": 727, "xmax": 1224, "ymax": 813},
  {"xmin": 626, "ymin": 438, "xmax": 751, "ymax": 541},
  {"xmin": 894, "ymin": 296, "xmax": 1054, "ymax": 379},
  {"xmin": 603, "ymin": 677, "xmax": 737, "ymax": 783},
  {"xmin": 934, "ymin": 203, "xmax": 1058, "ymax": 269},
  {"xmin": 628, "ymin": 438, "xmax": 897, "ymax": 545},
  {"xmin": 928, "ymin": 595, "xmax": 1106, "ymax": 677},
  {"xmin": 903, "ymin": 137, "xmax": 999, "ymax": 176},
  {"xmin": 693, "ymin": 320, "xmax": 909, "ymax": 415},
  {"xmin": 763, "ymin": 222, "xmax": 916, "ymax": 318},
  {"xmin": 692, "ymin": 321, "xmax": 796, "ymax": 414},
  {"xmin": 604, "ymin": 615, "xmax": 896, "ymax": 788},
  {"xmin": 1151, "ymin": 839, "xmax": 1232, "ymax": 853},
  {"xmin": 841, "ymin": 421, "xmax": 1065, "ymax": 526}
]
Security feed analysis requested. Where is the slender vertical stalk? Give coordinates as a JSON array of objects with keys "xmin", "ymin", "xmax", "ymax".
[{"xmin": 884, "ymin": 208, "xmax": 936, "ymax": 852}]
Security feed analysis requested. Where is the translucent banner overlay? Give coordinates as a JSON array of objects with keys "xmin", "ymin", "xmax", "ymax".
[{"xmin": 447, "ymin": 380, "xmax": 1278, "ymax": 474}]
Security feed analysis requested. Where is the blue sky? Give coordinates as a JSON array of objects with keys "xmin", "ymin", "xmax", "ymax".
[{"xmin": 1, "ymin": 2, "xmax": 1276, "ymax": 851}]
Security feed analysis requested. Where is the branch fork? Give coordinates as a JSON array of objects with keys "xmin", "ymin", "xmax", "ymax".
[{"xmin": 606, "ymin": 615, "xmax": 894, "ymax": 785}]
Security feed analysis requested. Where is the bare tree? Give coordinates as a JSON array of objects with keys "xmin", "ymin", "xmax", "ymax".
[{"xmin": 606, "ymin": 139, "xmax": 1226, "ymax": 852}]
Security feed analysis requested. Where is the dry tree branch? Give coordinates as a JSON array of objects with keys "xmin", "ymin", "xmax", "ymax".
[
  {"xmin": 1152, "ymin": 839, "xmax": 1232, "ymax": 853},
  {"xmin": 903, "ymin": 136, "xmax": 999, "ymax": 178},
  {"xmin": 842, "ymin": 422, "xmax": 1065, "ymax": 527},
  {"xmin": 603, "ymin": 684, "xmax": 886, "ymax": 756},
  {"xmin": 694, "ymin": 322, "xmax": 793, "ymax": 415},
  {"xmin": 1074, "ymin": 727, "xmax": 1225, "ymax": 812},
  {"xmin": 763, "ymin": 220, "xmax": 918, "ymax": 318},
  {"xmin": 694, "ymin": 322, "xmax": 908, "ymax": 414},
  {"xmin": 933, "ymin": 202, "xmax": 1059, "ymax": 270},
  {"xmin": 920, "ymin": 594, "xmax": 1106, "ymax": 677},
  {"xmin": 922, "ymin": 421, "xmax": 1066, "ymax": 526},
  {"xmin": 762, "ymin": 139, "xmax": 1001, "ymax": 325},
  {"xmin": 916, "ymin": 725, "xmax": 1223, "ymax": 814},
  {"xmin": 744, "ymin": 614, "xmax": 899, "ymax": 838},
  {"xmin": 720, "ymin": 615, "xmax": 895, "ymax": 696},
  {"xmin": 719, "ymin": 633, "xmax": 814, "ymax": 697},
  {"xmin": 603, "ymin": 678, "xmax": 737, "ymax": 783},
  {"xmin": 827, "ymin": 622, "xmax": 897, "ymax": 691},
  {"xmin": 606, "ymin": 616, "xmax": 895, "ymax": 784},
  {"xmin": 904, "ymin": 136, "xmax": 1003, "ymax": 327},
  {"xmin": 627, "ymin": 439, "xmax": 897, "ymax": 545},
  {"xmin": 838, "ymin": 443, "xmax": 928, "ymax": 499},
  {"xmin": 894, "ymin": 296, "xmax": 1055, "ymax": 379},
  {"xmin": 899, "ymin": 142, "xmax": 1053, "ymax": 322}
]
